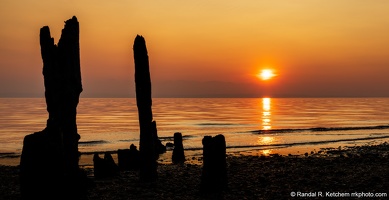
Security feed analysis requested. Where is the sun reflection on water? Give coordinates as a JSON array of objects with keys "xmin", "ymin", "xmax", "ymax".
[
  {"xmin": 257, "ymin": 136, "xmax": 274, "ymax": 144},
  {"xmin": 262, "ymin": 97, "xmax": 272, "ymax": 130},
  {"xmin": 261, "ymin": 149, "xmax": 272, "ymax": 156}
]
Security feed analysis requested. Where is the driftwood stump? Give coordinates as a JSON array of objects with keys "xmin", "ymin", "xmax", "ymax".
[
  {"xmin": 172, "ymin": 132, "xmax": 185, "ymax": 163},
  {"xmin": 20, "ymin": 16, "xmax": 84, "ymax": 199}
]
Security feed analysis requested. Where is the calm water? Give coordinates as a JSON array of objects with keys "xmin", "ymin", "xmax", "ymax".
[{"xmin": 1, "ymin": 98, "xmax": 389, "ymax": 164}]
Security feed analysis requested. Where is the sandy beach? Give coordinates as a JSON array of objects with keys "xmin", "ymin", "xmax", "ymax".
[{"xmin": 1, "ymin": 143, "xmax": 388, "ymax": 199}]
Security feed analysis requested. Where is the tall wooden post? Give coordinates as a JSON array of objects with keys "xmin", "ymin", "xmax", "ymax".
[{"xmin": 133, "ymin": 35, "xmax": 157, "ymax": 181}]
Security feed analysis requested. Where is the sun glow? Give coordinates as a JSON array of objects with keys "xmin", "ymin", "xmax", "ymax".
[{"xmin": 258, "ymin": 69, "xmax": 276, "ymax": 81}]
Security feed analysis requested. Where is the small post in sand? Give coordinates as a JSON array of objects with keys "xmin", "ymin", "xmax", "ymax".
[
  {"xmin": 172, "ymin": 132, "xmax": 185, "ymax": 163},
  {"xmin": 201, "ymin": 134, "xmax": 228, "ymax": 192}
]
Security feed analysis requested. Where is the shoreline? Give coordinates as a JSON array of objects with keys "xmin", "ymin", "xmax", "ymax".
[
  {"xmin": 1, "ymin": 142, "xmax": 388, "ymax": 199},
  {"xmin": 1, "ymin": 138, "xmax": 388, "ymax": 167}
]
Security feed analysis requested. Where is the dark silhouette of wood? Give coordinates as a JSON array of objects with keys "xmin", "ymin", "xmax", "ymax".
[
  {"xmin": 133, "ymin": 35, "xmax": 157, "ymax": 181},
  {"xmin": 201, "ymin": 134, "xmax": 228, "ymax": 193},
  {"xmin": 172, "ymin": 132, "xmax": 185, "ymax": 163},
  {"xmin": 20, "ymin": 16, "xmax": 84, "ymax": 199},
  {"xmin": 118, "ymin": 144, "xmax": 140, "ymax": 171},
  {"xmin": 40, "ymin": 16, "xmax": 82, "ymax": 175},
  {"xmin": 93, "ymin": 153, "xmax": 119, "ymax": 178}
]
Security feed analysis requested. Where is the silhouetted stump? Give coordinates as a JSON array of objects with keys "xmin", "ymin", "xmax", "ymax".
[
  {"xmin": 105, "ymin": 153, "xmax": 119, "ymax": 174},
  {"xmin": 200, "ymin": 134, "xmax": 228, "ymax": 193},
  {"xmin": 172, "ymin": 132, "xmax": 185, "ymax": 163},
  {"xmin": 93, "ymin": 153, "xmax": 104, "ymax": 178},
  {"xmin": 20, "ymin": 16, "xmax": 84, "ymax": 199},
  {"xmin": 201, "ymin": 136, "xmax": 213, "ymax": 192},
  {"xmin": 118, "ymin": 144, "xmax": 141, "ymax": 171},
  {"xmin": 133, "ymin": 35, "xmax": 157, "ymax": 182},
  {"xmin": 117, "ymin": 149, "xmax": 131, "ymax": 171},
  {"xmin": 93, "ymin": 153, "xmax": 119, "ymax": 178}
]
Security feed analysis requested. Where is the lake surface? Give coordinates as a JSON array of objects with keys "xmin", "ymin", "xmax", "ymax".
[{"xmin": 1, "ymin": 98, "xmax": 389, "ymax": 165}]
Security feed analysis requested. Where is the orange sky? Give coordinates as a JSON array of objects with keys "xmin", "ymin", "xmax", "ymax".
[{"xmin": 1, "ymin": 1, "xmax": 389, "ymax": 97}]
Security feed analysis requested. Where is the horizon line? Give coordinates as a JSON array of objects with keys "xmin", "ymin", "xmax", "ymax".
[{"xmin": 1, "ymin": 96, "xmax": 389, "ymax": 99}]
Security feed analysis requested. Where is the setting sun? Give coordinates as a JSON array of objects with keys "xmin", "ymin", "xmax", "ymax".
[{"xmin": 258, "ymin": 69, "xmax": 276, "ymax": 81}]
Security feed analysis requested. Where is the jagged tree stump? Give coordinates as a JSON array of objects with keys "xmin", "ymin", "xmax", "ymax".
[
  {"xmin": 133, "ymin": 35, "xmax": 157, "ymax": 181},
  {"xmin": 20, "ymin": 16, "xmax": 83, "ymax": 199}
]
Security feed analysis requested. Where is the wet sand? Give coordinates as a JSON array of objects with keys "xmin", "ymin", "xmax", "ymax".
[{"xmin": 1, "ymin": 143, "xmax": 388, "ymax": 199}]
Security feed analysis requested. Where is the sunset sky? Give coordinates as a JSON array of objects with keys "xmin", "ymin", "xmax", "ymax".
[{"xmin": 1, "ymin": 1, "xmax": 389, "ymax": 98}]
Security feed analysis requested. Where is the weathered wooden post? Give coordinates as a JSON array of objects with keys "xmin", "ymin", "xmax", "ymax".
[
  {"xmin": 172, "ymin": 132, "xmax": 185, "ymax": 163},
  {"xmin": 200, "ymin": 134, "xmax": 228, "ymax": 192},
  {"xmin": 20, "ymin": 16, "xmax": 84, "ymax": 199},
  {"xmin": 133, "ymin": 35, "xmax": 157, "ymax": 181}
]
